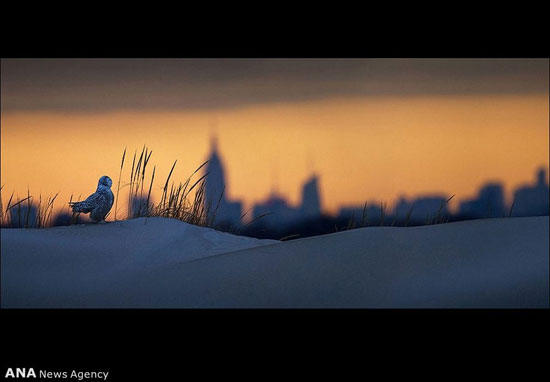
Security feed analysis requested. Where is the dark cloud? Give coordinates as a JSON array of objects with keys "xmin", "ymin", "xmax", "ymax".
[{"xmin": 1, "ymin": 58, "xmax": 548, "ymax": 112}]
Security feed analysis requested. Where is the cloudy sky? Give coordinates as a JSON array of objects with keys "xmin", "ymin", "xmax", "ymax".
[{"xmin": 2, "ymin": 58, "xmax": 547, "ymax": 112}]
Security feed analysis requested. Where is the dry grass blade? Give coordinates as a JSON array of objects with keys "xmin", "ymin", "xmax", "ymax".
[
  {"xmin": 45, "ymin": 193, "xmax": 59, "ymax": 226},
  {"xmin": 360, "ymin": 201, "xmax": 368, "ymax": 227},
  {"xmin": 133, "ymin": 146, "xmax": 145, "ymax": 199},
  {"xmin": 240, "ymin": 209, "xmax": 251, "ymax": 221},
  {"xmin": 140, "ymin": 148, "xmax": 152, "ymax": 197},
  {"xmin": 24, "ymin": 188, "xmax": 32, "ymax": 228},
  {"xmin": 114, "ymin": 147, "xmax": 126, "ymax": 220},
  {"xmin": 5, "ymin": 191, "xmax": 15, "ymax": 215},
  {"xmin": 508, "ymin": 198, "xmax": 516, "ymax": 218},
  {"xmin": 190, "ymin": 160, "xmax": 209, "ymax": 178},
  {"xmin": 246, "ymin": 212, "xmax": 272, "ymax": 226},
  {"xmin": 6, "ymin": 196, "xmax": 32, "ymax": 211},
  {"xmin": 130, "ymin": 149, "xmax": 137, "ymax": 189},
  {"xmin": 445, "ymin": 194, "xmax": 456, "ymax": 204},
  {"xmin": 135, "ymin": 145, "xmax": 145, "ymax": 184},
  {"xmin": 69, "ymin": 194, "xmax": 82, "ymax": 225},
  {"xmin": 184, "ymin": 172, "xmax": 209, "ymax": 199},
  {"xmin": 280, "ymin": 234, "xmax": 300, "ymax": 241},
  {"xmin": 208, "ymin": 185, "xmax": 225, "ymax": 227},
  {"xmin": 145, "ymin": 165, "xmax": 156, "ymax": 217},
  {"xmin": 126, "ymin": 145, "xmax": 155, "ymax": 219},
  {"xmin": 433, "ymin": 194, "xmax": 455, "ymax": 224},
  {"xmin": 404, "ymin": 206, "xmax": 414, "ymax": 227},
  {"xmin": 37, "ymin": 192, "xmax": 59, "ymax": 227},
  {"xmin": 160, "ymin": 160, "xmax": 177, "ymax": 209},
  {"xmin": 379, "ymin": 202, "xmax": 386, "ymax": 226},
  {"xmin": 346, "ymin": 212, "xmax": 356, "ymax": 230}
]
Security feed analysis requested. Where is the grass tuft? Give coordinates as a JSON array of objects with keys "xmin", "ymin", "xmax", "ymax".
[{"xmin": 117, "ymin": 146, "xmax": 216, "ymax": 227}]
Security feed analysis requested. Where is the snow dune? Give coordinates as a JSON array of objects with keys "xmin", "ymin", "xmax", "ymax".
[{"xmin": 1, "ymin": 216, "xmax": 548, "ymax": 308}]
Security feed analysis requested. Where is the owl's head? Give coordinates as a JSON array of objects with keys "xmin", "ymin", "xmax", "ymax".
[{"xmin": 98, "ymin": 175, "xmax": 113, "ymax": 189}]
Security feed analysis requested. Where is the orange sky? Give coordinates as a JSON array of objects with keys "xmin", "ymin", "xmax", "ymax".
[{"xmin": 1, "ymin": 93, "xmax": 548, "ymax": 219}]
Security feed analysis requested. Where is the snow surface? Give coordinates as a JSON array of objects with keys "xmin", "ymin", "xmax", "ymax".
[{"xmin": 1, "ymin": 216, "xmax": 548, "ymax": 308}]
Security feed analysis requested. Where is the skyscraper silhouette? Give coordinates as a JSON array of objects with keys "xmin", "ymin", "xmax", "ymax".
[
  {"xmin": 512, "ymin": 167, "xmax": 550, "ymax": 217},
  {"xmin": 204, "ymin": 136, "xmax": 242, "ymax": 227},
  {"xmin": 301, "ymin": 175, "xmax": 321, "ymax": 219},
  {"xmin": 252, "ymin": 174, "xmax": 323, "ymax": 226},
  {"xmin": 393, "ymin": 195, "xmax": 450, "ymax": 223},
  {"xmin": 458, "ymin": 183, "xmax": 505, "ymax": 219},
  {"xmin": 253, "ymin": 191, "xmax": 300, "ymax": 227}
]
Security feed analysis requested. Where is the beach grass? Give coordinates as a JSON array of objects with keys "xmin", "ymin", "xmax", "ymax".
[
  {"xmin": 120, "ymin": 146, "xmax": 217, "ymax": 228},
  {"xmin": 1, "ymin": 145, "xmax": 459, "ymax": 232}
]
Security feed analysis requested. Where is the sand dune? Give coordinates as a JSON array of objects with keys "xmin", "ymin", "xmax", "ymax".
[{"xmin": 1, "ymin": 216, "xmax": 548, "ymax": 308}]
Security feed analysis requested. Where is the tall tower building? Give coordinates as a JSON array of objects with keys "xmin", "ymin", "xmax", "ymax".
[
  {"xmin": 301, "ymin": 175, "xmax": 322, "ymax": 218},
  {"xmin": 204, "ymin": 136, "xmax": 242, "ymax": 227},
  {"xmin": 204, "ymin": 136, "xmax": 225, "ymax": 207},
  {"xmin": 512, "ymin": 166, "xmax": 550, "ymax": 217}
]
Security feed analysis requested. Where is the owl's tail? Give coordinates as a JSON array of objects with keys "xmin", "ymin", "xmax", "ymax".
[{"xmin": 69, "ymin": 201, "xmax": 91, "ymax": 213}]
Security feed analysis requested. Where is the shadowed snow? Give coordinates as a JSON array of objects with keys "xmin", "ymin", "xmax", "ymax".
[{"xmin": 1, "ymin": 216, "xmax": 548, "ymax": 308}]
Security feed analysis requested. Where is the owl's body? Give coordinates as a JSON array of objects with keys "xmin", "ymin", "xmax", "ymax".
[{"xmin": 70, "ymin": 176, "xmax": 114, "ymax": 223}]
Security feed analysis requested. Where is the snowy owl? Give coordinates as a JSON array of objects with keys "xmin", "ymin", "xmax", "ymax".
[{"xmin": 69, "ymin": 175, "xmax": 114, "ymax": 223}]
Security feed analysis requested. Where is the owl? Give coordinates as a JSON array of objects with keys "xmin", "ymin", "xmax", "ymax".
[{"xmin": 69, "ymin": 176, "xmax": 114, "ymax": 223}]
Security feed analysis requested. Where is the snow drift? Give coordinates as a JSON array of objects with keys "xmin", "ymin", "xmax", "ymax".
[{"xmin": 1, "ymin": 216, "xmax": 548, "ymax": 308}]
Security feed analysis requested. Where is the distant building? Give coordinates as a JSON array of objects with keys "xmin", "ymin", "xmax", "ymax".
[
  {"xmin": 204, "ymin": 136, "xmax": 243, "ymax": 226},
  {"xmin": 338, "ymin": 195, "xmax": 451, "ymax": 226},
  {"xmin": 301, "ymin": 175, "xmax": 322, "ymax": 219},
  {"xmin": 511, "ymin": 167, "xmax": 549, "ymax": 217},
  {"xmin": 458, "ymin": 183, "xmax": 505, "ymax": 219},
  {"xmin": 394, "ymin": 195, "xmax": 450, "ymax": 223},
  {"xmin": 253, "ymin": 192, "xmax": 301, "ymax": 227},
  {"xmin": 338, "ymin": 203, "xmax": 384, "ymax": 225},
  {"xmin": 252, "ymin": 174, "xmax": 323, "ymax": 227}
]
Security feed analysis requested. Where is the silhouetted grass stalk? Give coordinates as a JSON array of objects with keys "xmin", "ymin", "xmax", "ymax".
[
  {"xmin": 404, "ymin": 206, "xmax": 414, "ymax": 227},
  {"xmin": 114, "ymin": 147, "xmax": 126, "ymax": 220},
  {"xmin": 117, "ymin": 146, "xmax": 216, "ymax": 228},
  {"xmin": 360, "ymin": 201, "xmax": 368, "ymax": 227},
  {"xmin": 508, "ymin": 198, "xmax": 516, "ymax": 218},
  {"xmin": 2, "ymin": 189, "xmax": 58, "ymax": 228},
  {"xmin": 432, "ymin": 194, "xmax": 455, "ymax": 224},
  {"xmin": 379, "ymin": 202, "xmax": 386, "ymax": 226}
]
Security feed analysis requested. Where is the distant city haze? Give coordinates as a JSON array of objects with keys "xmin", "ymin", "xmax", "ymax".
[{"xmin": 1, "ymin": 59, "xmax": 548, "ymax": 219}]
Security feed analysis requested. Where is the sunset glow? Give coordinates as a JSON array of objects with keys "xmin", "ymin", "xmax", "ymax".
[{"xmin": 2, "ymin": 93, "xmax": 548, "ymax": 218}]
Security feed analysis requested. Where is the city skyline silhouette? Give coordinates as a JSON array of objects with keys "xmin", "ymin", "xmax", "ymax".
[
  {"xmin": 195, "ymin": 135, "xmax": 549, "ymax": 234},
  {"xmin": 2, "ymin": 59, "xmax": 547, "ymax": 226},
  {"xmin": 2, "ymin": 134, "xmax": 548, "ymax": 231}
]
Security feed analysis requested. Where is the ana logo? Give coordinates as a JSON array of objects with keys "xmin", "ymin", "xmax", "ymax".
[{"xmin": 5, "ymin": 368, "xmax": 36, "ymax": 378}]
